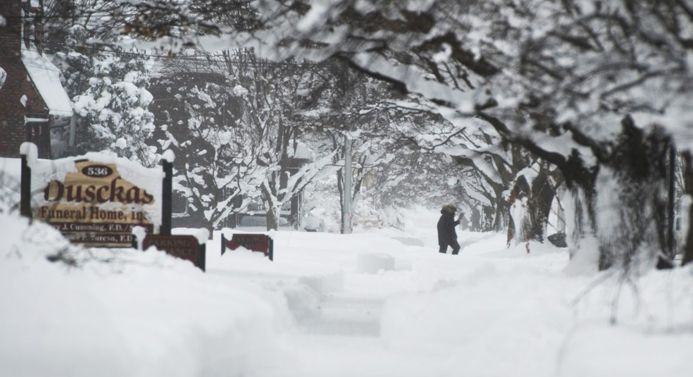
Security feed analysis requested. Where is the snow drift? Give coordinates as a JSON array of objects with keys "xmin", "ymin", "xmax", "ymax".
[{"xmin": 0, "ymin": 213, "xmax": 291, "ymax": 377}]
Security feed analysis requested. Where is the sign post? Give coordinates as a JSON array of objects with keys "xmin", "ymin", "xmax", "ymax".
[
  {"xmin": 160, "ymin": 159, "xmax": 173, "ymax": 236},
  {"xmin": 20, "ymin": 153, "xmax": 31, "ymax": 219}
]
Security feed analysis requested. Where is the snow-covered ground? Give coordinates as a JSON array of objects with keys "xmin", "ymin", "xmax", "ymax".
[
  {"xmin": 1, "ymin": 207, "xmax": 691, "ymax": 377},
  {"xmin": 0, "ymin": 158, "xmax": 20, "ymax": 213}
]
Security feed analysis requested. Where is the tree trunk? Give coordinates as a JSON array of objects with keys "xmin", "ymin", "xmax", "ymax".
[
  {"xmin": 682, "ymin": 152, "xmax": 693, "ymax": 266},
  {"xmin": 559, "ymin": 152, "xmax": 599, "ymax": 260},
  {"xmin": 527, "ymin": 168, "xmax": 555, "ymax": 242},
  {"xmin": 492, "ymin": 187, "xmax": 506, "ymax": 232},
  {"xmin": 290, "ymin": 193, "xmax": 302, "ymax": 230},
  {"xmin": 595, "ymin": 119, "xmax": 669, "ymax": 270},
  {"xmin": 657, "ymin": 144, "xmax": 677, "ymax": 269},
  {"xmin": 266, "ymin": 206, "xmax": 279, "ymax": 231},
  {"xmin": 469, "ymin": 206, "xmax": 482, "ymax": 231},
  {"xmin": 341, "ymin": 135, "xmax": 353, "ymax": 234},
  {"xmin": 506, "ymin": 177, "xmax": 531, "ymax": 245}
]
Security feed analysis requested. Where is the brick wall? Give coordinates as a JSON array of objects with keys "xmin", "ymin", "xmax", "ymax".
[
  {"xmin": 0, "ymin": 0, "xmax": 52, "ymax": 158},
  {"xmin": 0, "ymin": 0, "xmax": 26, "ymax": 157}
]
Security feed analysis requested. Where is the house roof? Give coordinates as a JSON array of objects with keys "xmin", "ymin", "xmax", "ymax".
[{"xmin": 21, "ymin": 49, "xmax": 72, "ymax": 117}]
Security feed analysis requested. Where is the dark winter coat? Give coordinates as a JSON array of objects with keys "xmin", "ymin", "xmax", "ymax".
[{"xmin": 437, "ymin": 210, "xmax": 459, "ymax": 246}]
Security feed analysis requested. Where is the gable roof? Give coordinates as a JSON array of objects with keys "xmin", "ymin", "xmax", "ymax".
[{"xmin": 21, "ymin": 49, "xmax": 72, "ymax": 117}]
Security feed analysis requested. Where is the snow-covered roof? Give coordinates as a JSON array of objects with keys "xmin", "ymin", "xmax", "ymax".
[{"xmin": 21, "ymin": 49, "xmax": 73, "ymax": 117}]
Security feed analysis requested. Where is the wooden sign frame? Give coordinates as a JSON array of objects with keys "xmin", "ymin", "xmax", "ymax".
[
  {"xmin": 142, "ymin": 234, "xmax": 206, "ymax": 272},
  {"xmin": 221, "ymin": 233, "xmax": 274, "ymax": 261}
]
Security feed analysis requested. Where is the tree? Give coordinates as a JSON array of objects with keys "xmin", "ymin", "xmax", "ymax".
[
  {"xmin": 69, "ymin": 47, "xmax": 156, "ymax": 165},
  {"xmin": 309, "ymin": 61, "xmax": 405, "ymax": 233},
  {"xmin": 149, "ymin": 68, "xmax": 266, "ymax": 231},
  {"xmin": 51, "ymin": 18, "xmax": 158, "ymax": 165},
  {"xmin": 221, "ymin": 0, "xmax": 690, "ymax": 269},
  {"xmin": 109, "ymin": 0, "xmax": 693, "ymax": 269},
  {"xmin": 218, "ymin": 51, "xmax": 335, "ymax": 230}
]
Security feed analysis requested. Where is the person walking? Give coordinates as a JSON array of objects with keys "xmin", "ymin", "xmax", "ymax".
[{"xmin": 437, "ymin": 204, "xmax": 461, "ymax": 255}]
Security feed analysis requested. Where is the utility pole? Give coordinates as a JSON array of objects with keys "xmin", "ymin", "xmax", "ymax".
[{"xmin": 342, "ymin": 133, "xmax": 353, "ymax": 234}]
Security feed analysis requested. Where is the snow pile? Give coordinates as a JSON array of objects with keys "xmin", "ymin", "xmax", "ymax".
[
  {"xmin": 131, "ymin": 225, "xmax": 147, "ymax": 249},
  {"xmin": 355, "ymin": 252, "xmax": 395, "ymax": 274},
  {"xmin": 173, "ymin": 227, "xmax": 210, "ymax": 244},
  {"xmin": 161, "ymin": 149, "xmax": 176, "ymax": 163},
  {"xmin": 380, "ymin": 262, "xmax": 571, "ymax": 375},
  {"xmin": 560, "ymin": 324, "xmax": 689, "ymax": 377},
  {"xmin": 559, "ymin": 266, "xmax": 693, "ymax": 377},
  {"xmin": 20, "ymin": 141, "xmax": 39, "ymax": 161},
  {"xmin": 299, "ymin": 271, "xmax": 345, "ymax": 295},
  {"xmin": 0, "ymin": 213, "xmax": 292, "ymax": 377}
]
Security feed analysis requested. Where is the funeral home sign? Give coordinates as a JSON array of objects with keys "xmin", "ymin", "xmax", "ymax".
[{"xmin": 20, "ymin": 143, "xmax": 172, "ymax": 247}]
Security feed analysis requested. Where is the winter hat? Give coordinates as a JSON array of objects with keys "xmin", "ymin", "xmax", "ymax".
[{"xmin": 442, "ymin": 204, "xmax": 457, "ymax": 213}]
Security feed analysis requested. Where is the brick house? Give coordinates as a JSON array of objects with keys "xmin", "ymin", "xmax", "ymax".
[{"xmin": 0, "ymin": 0, "xmax": 73, "ymax": 158}]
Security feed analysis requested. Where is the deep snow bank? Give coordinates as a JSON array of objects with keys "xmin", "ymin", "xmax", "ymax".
[
  {"xmin": 379, "ymin": 234, "xmax": 693, "ymax": 377},
  {"xmin": 0, "ymin": 214, "xmax": 291, "ymax": 377}
]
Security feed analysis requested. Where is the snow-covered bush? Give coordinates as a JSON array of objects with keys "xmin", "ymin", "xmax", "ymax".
[{"xmin": 56, "ymin": 26, "xmax": 156, "ymax": 166}]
